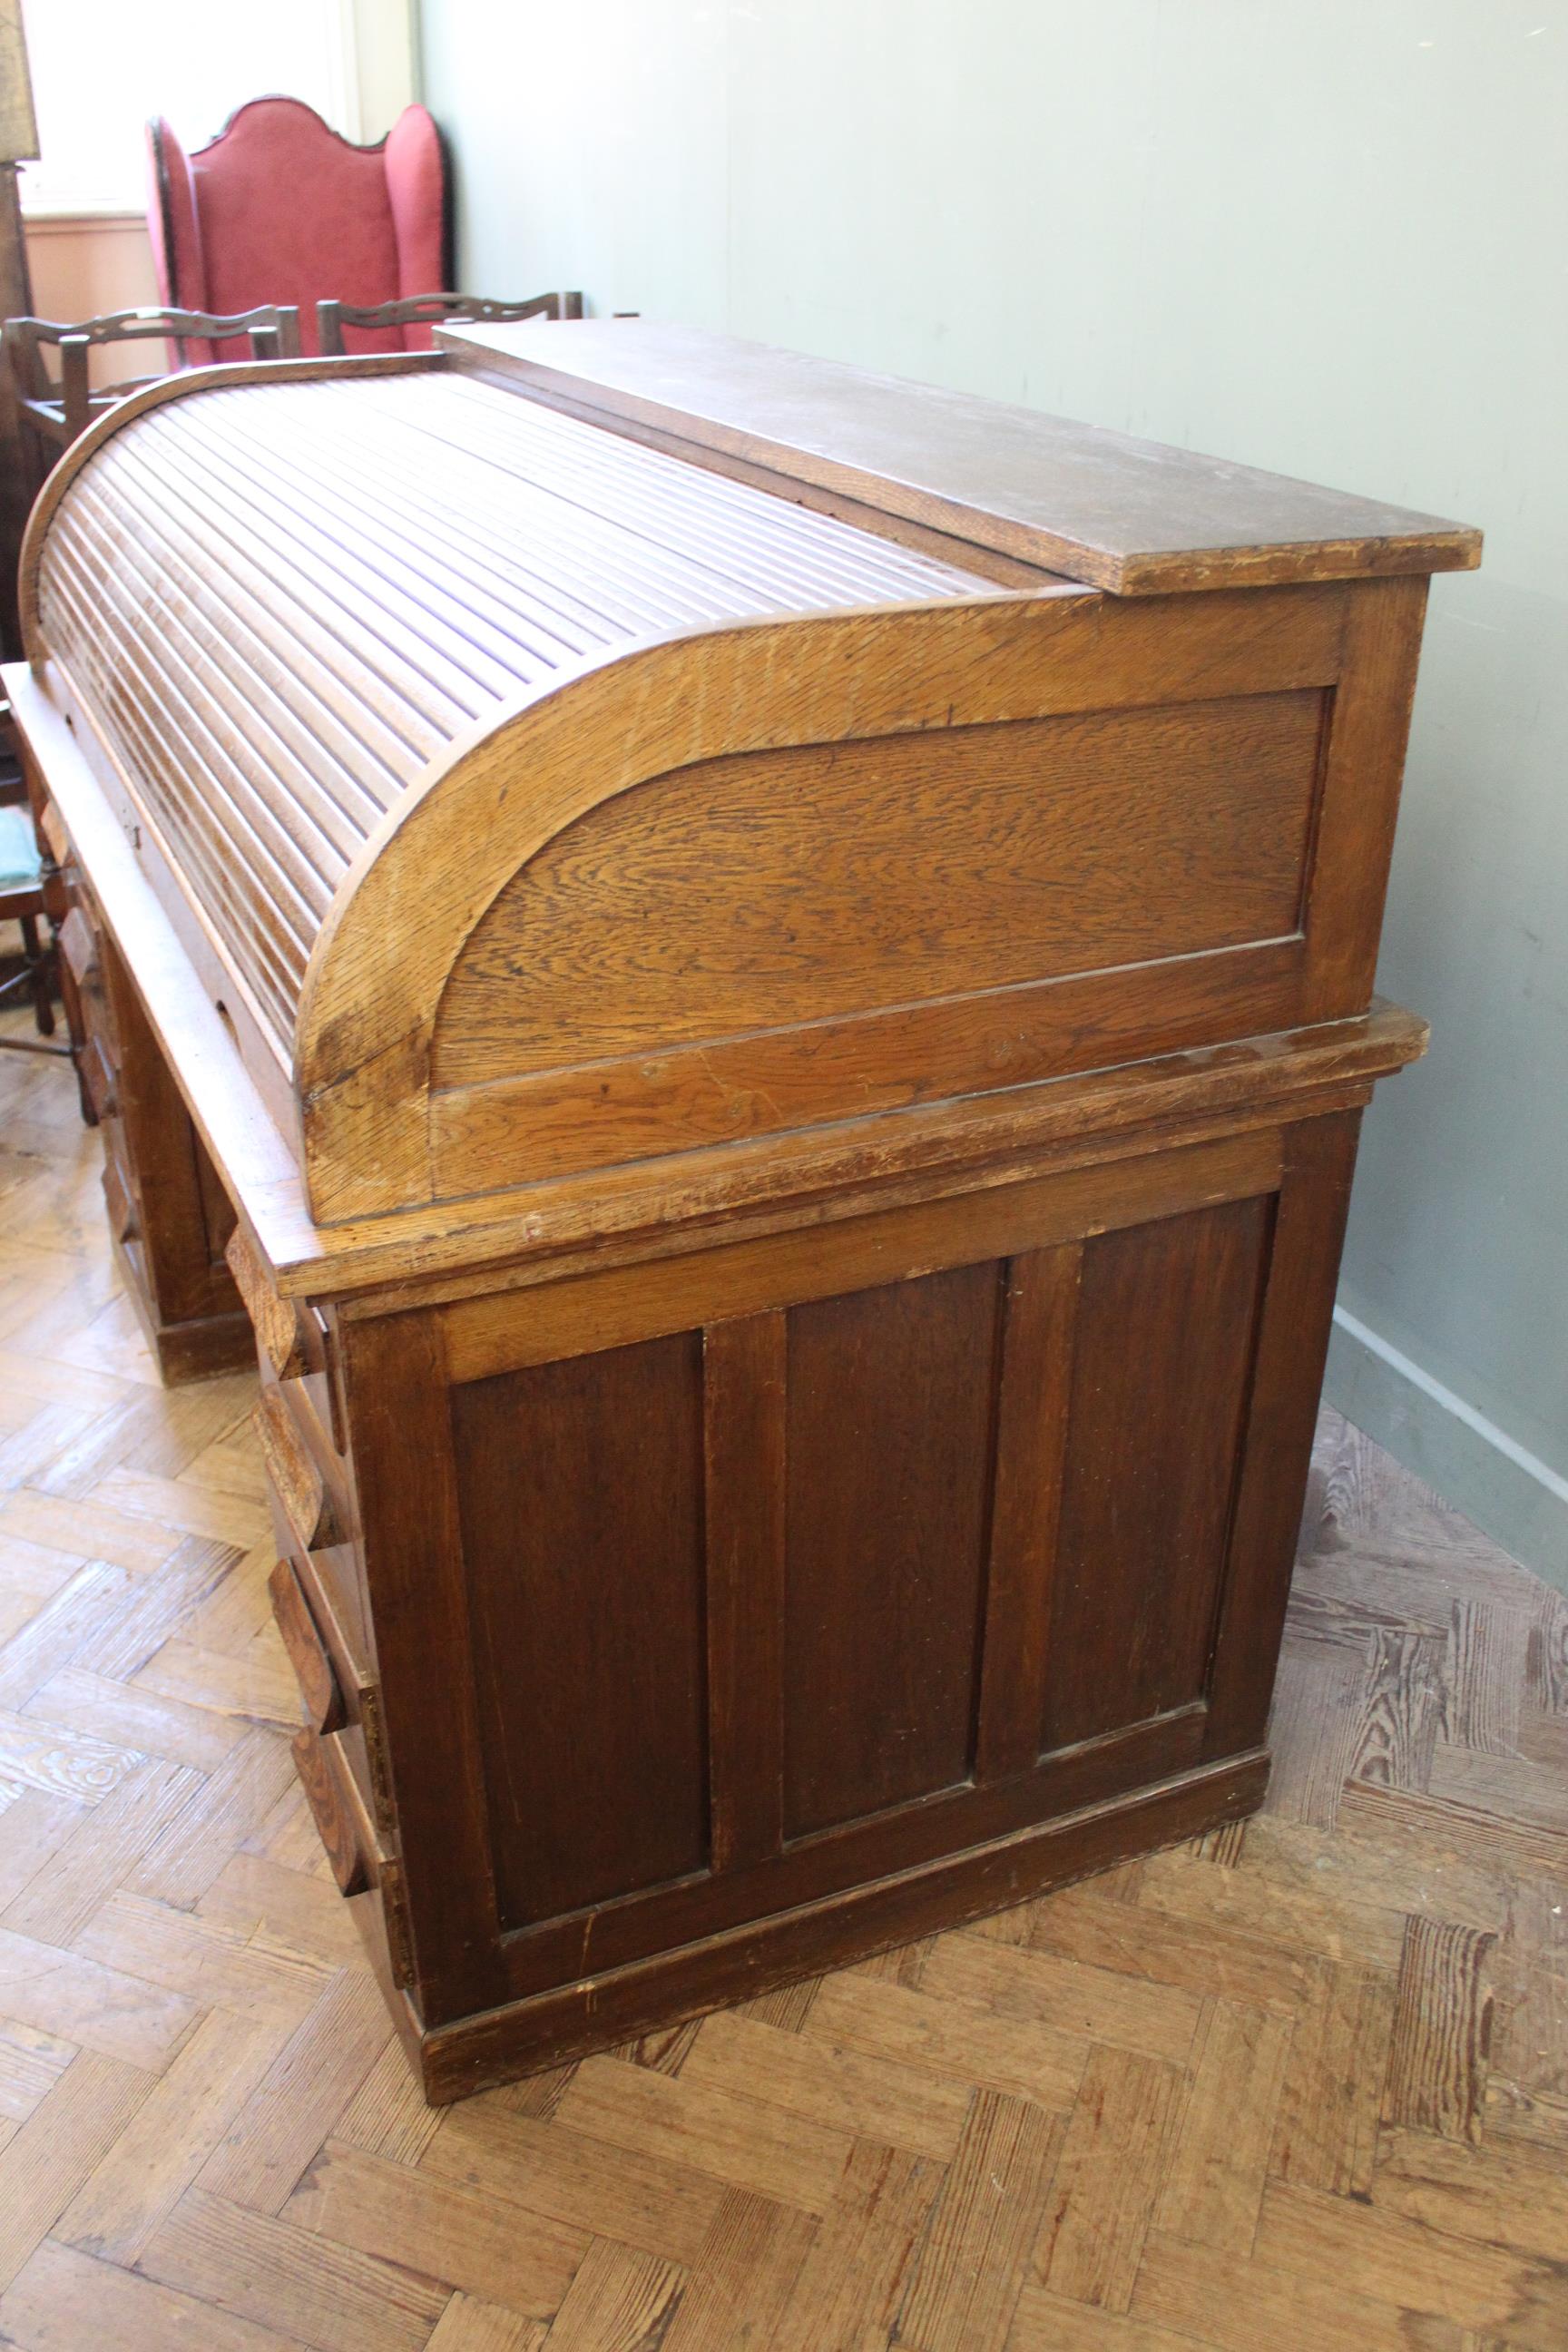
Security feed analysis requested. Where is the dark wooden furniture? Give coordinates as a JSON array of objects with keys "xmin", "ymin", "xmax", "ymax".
[
  {"xmin": 5, "ymin": 305, "xmax": 301, "ymax": 452},
  {"xmin": 5, "ymin": 322, "xmax": 1480, "ymax": 2102},
  {"xmin": 316, "ymin": 290, "xmax": 584, "ymax": 356}
]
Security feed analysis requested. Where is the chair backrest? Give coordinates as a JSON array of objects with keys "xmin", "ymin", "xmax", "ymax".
[
  {"xmin": 316, "ymin": 290, "xmax": 584, "ymax": 357},
  {"xmin": 147, "ymin": 96, "xmax": 448, "ymax": 360},
  {"xmin": 5, "ymin": 307, "xmax": 301, "ymax": 448}
]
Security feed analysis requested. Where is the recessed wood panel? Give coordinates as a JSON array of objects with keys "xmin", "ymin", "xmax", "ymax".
[
  {"xmin": 782, "ymin": 1262, "xmax": 1002, "ymax": 1839},
  {"xmin": 1041, "ymin": 1196, "xmax": 1273, "ymax": 1752},
  {"xmin": 435, "ymin": 690, "xmax": 1326, "ymax": 1089},
  {"xmin": 450, "ymin": 1331, "xmax": 708, "ymax": 1928}
]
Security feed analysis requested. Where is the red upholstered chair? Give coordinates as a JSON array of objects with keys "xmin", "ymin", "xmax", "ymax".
[{"xmin": 146, "ymin": 96, "xmax": 449, "ymax": 362}]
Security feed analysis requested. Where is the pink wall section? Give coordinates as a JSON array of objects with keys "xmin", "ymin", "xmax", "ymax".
[{"xmin": 24, "ymin": 214, "xmax": 158, "ymax": 387}]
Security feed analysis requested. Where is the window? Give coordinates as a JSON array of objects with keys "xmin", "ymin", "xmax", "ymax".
[{"xmin": 17, "ymin": 0, "xmax": 412, "ymax": 215}]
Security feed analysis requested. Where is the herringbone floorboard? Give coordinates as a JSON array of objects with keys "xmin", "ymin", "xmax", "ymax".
[{"xmin": 0, "ymin": 1021, "xmax": 1564, "ymax": 2350}]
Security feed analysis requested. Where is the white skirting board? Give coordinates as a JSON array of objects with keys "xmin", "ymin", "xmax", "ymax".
[{"xmin": 1324, "ymin": 1306, "xmax": 1568, "ymax": 1601}]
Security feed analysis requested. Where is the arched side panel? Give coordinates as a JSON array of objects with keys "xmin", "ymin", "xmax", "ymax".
[
  {"xmin": 427, "ymin": 689, "xmax": 1324, "ymax": 1185},
  {"xmin": 296, "ymin": 579, "xmax": 1361, "ymax": 1225}
]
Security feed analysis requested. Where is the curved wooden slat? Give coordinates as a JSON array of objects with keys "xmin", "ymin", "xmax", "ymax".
[{"xmin": 30, "ymin": 364, "xmax": 1000, "ymax": 1064}]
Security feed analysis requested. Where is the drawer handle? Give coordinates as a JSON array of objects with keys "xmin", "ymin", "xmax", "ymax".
[
  {"xmin": 291, "ymin": 1729, "xmax": 370, "ymax": 1896},
  {"xmin": 102, "ymin": 1152, "xmax": 137, "ymax": 1244},
  {"xmin": 270, "ymin": 1557, "xmax": 346, "ymax": 1735},
  {"xmin": 226, "ymin": 1226, "xmax": 311, "ymax": 1380},
  {"xmin": 59, "ymin": 905, "xmax": 99, "ymax": 988},
  {"xmin": 83, "ymin": 1036, "xmax": 117, "ymax": 1120},
  {"xmin": 254, "ymin": 1388, "xmax": 345, "ymax": 1552}
]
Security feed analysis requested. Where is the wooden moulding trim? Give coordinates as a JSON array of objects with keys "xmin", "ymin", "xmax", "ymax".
[
  {"xmin": 416, "ymin": 1748, "xmax": 1269, "ymax": 2102},
  {"xmin": 440, "ymin": 1126, "xmax": 1285, "ymax": 1386},
  {"xmin": 426, "ymin": 941, "xmax": 1310, "ymax": 1188},
  {"xmin": 310, "ymin": 1005, "xmax": 1425, "ymax": 1312},
  {"xmin": 296, "ymin": 582, "xmax": 1348, "ymax": 1226},
  {"xmin": 495, "ymin": 1707, "xmax": 1207, "ymax": 2003},
  {"xmin": 16, "ymin": 348, "xmax": 445, "ymax": 658}
]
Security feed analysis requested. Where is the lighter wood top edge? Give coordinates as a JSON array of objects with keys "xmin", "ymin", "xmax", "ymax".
[{"xmin": 440, "ymin": 319, "xmax": 1483, "ymax": 595}]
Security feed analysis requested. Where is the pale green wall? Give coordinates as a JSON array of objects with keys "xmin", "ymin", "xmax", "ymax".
[{"xmin": 422, "ymin": 0, "xmax": 1568, "ymax": 1584}]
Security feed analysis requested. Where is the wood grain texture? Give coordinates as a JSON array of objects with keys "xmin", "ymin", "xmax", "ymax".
[
  {"xmin": 434, "ymin": 688, "xmax": 1326, "ymax": 1086},
  {"xmin": 782, "ymin": 1261, "xmax": 999, "ymax": 1837},
  {"xmin": 0, "ymin": 704, "xmax": 1432, "ymax": 1305},
  {"xmin": 0, "ymin": 1030, "xmax": 1562, "ymax": 2352},
  {"xmin": 439, "ymin": 1127, "xmax": 1281, "ymax": 1387},
  {"xmin": 450, "ymin": 1331, "xmax": 709, "ymax": 1928},
  {"xmin": 702, "ymin": 1314, "xmax": 786, "ymax": 1875},
  {"xmin": 1381, "ymin": 1916, "xmax": 1497, "ymax": 2145},
  {"xmin": 445, "ymin": 319, "xmax": 1483, "ymax": 593},
  {"xmin": 1044, "ymin": 1197, "xmax": 1270, "ymax": 1749},
  {"xmin": 296, "ymin": 580, "xmax": 1349, "ymax": 1222},
  {"xmin": 974, "ymin": 1245, "xmax": 1082, "ymax": 1782}
]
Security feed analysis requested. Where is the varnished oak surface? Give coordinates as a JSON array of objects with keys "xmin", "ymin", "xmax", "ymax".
[
  {"xmin": 24, "ymin": 366, "xmax": 998, "ymax": 1046},
  {"xmin": 0, "ymin": 645, "xmax": 1431, "ymax": 1304},
  {"xmin": 446, "ymin": 318, "xmax": 1484, "ymax": 594},
  {"xmin": 13, "ymin": 342, "xmax": 1464, "ymax": 1233},
  {"xmin": 1, "ymin": 1027, "xmax": 1565, "ymax": 2350}
]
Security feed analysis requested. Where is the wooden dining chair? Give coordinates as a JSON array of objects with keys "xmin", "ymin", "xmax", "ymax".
[
  {"xmin": 5, "ymin": 304, "xmax": 301, "ymax": 453},
  {"xmin": 317, "ymin": 289, "xmax": 584, "ymax": 356}
]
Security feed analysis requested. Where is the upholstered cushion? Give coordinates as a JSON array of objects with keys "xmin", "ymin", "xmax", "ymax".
[
  {"xmin": 145, "ymin": 98, "xmax": 449, "ymax": 361},
  {"xmin": 0, "ymin": 805, "xmax": 42, "ymax": 893}
]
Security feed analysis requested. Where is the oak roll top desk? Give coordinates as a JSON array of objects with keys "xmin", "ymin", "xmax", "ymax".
[{"xmin": 5, "ymin": 321, "xmax": 1481, "ymax": 2101}]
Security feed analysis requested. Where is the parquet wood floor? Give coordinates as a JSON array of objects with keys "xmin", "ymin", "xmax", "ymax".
[{"xmin": 0, "ymin": 1021, "xmax": 1563, "ymax": 2351}]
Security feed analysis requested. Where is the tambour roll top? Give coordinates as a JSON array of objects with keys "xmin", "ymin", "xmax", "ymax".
[
  {"xmin": 18, "ymin": 321, "xmax": 1480, "ymax": 1234},
  {"xmin": 29, "ymin": 369, "xmax": 999, "ymax": 1051}
]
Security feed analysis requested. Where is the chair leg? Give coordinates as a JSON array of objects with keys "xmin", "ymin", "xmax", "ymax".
[{"xmin": 20, "ymin": 915, "xmax": 57, "ymax": 1037}]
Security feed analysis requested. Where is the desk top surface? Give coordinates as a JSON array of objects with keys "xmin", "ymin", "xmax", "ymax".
[{"xmin": 445, "ymin": 319, "xmax": 1482, "ymax": 597}]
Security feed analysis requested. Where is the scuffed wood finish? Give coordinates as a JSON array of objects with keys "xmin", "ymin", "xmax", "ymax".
[
  {"xmin": 224, "ymin": 1227, "xmax": 310, "ymax": 1379},
  {"xmin": 1382, "ymin": 1917, "xmax": 1498, "ymax": 2146},
  {"xmin": 5, "ymin": 331, "xmax": 1481, "ymax": 2114},
  {"xmin": 268, "ymin": 1558, "xmax": 344, "ymax": 1737},
  {"xmin": 291, "ymin": 1727, "xmax": 373, "ymax": 1896},
  {"xmin": 251, "ymin": 1388, "xmax": 344, "ymax": 1554},
  {"xmin": 445, "ymin": 318, "xmax": 1483, "ymax": 594}
]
